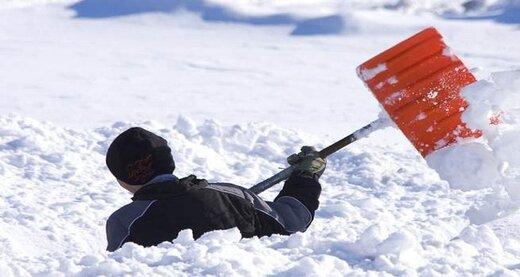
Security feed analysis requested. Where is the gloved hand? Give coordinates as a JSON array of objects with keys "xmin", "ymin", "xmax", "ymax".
[{"xmin": 287, "ymin": 146, "xmax": 326, "ymax": 178}]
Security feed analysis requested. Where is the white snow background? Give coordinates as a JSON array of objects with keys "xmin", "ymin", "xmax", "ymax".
[{"xmin": 0, "ymin": 0, "xmax": 519, "ymax": 276}]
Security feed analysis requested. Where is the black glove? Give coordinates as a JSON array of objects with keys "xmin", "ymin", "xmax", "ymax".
[{"xmin": 287, "ymin": 146, "xmax": 326, "ymax": 178}]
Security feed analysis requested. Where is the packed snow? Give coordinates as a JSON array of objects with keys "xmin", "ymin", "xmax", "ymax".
[
  {"xmin": 1, "ymin": 0, "xmax": 519, "ymax": 276},
  {"xmin": 427, "ymin": 70, "xmax": 520, "ymax": 225}
]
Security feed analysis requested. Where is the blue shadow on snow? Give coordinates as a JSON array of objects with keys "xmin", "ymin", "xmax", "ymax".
[
  {"xmin": 442, "ymin": 7, "xmax": 520, "ymax": 25},
  {"xmin": 69, "ymin": 0, "xmax": 345, "ymax": 35}
]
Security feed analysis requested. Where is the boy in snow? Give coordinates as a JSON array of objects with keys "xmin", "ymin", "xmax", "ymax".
[{"xmin": 105, "ymin": 127, "xmax": 326, "ymax": 251}]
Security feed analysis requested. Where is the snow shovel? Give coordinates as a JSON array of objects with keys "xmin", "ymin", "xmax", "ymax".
[{"xmin": 250, "ymin": 27, "xmax": 480, "ymax": 194}]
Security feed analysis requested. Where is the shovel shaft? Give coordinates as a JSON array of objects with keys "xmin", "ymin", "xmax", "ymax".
[
  {"xmin": 249, "ymin": 166, "xmax": 296, "ymax": 195},
  {"xmin": 249, "ymin": 119, "xmax": 384, "ymax": 194},
  {"xmin": 318, "ymin": 121, "xmax": 378, "ymax": 158}
]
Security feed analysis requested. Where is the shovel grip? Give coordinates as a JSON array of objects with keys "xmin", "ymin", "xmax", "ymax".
[{"xmin": 249, "ymin": 120, "xmax": 381, "ymax": 194}]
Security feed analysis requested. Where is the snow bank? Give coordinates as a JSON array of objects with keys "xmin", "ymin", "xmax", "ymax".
[
  {"xmin": 2, "ymin": 0, "xmax": 511, "ymax": 17},
  {"xmin": 427, "ymin": 70, "xmax": 520, "ymax": 223},
  {"xmin": 1, "ymin": 115, "xmax": 518, "ymax": 275}
]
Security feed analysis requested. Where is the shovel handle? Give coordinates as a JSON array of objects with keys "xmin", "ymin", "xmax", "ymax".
[{"xmin": 249, "ymin": 119, "xmax": 383, "ymax": 194}]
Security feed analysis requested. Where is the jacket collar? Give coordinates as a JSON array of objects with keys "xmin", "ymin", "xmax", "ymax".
[
  {"xmin": 132, "ymin": 174, "xmax": 207, "ymax": 201},
  {"xmin": 144, "ymin": 174, "xmax": 178, "ymax": 185}
]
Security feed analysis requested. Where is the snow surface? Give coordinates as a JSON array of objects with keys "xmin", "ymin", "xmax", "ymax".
[
  {"xmin": 1, "ymin": 0, "xmax": 519, "ymax": 276},
  {"xmin": 2, "ymin": 115, "xmax": 518, "ymax": 276},
  {"xmin": 427, "ymin": 70, "xmax": 520, "ymax": 226}
]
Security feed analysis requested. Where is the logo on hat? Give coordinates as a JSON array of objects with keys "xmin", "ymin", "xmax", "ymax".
[{"xmin": 127, "ymin": 154, "xmax": 154, "ymax": 184}]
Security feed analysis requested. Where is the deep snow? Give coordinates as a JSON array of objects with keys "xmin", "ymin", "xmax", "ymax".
[
  {"xmin": 1, "ymin": 0, "xmax": 519, "ymax": 276},
  {"xmin": 2, "ymin": 115, "xmax": 518, "ymax": 275}
]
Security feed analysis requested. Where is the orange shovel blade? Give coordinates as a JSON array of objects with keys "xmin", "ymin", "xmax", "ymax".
[{"xmin": 357, "ymin": 27, "xmax": 481, "ymax": 157}]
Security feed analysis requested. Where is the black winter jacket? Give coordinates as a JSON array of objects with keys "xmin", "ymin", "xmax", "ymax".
[{"xmin": 106, "ymin": 173, "xmax": 321, "ymax": 251}]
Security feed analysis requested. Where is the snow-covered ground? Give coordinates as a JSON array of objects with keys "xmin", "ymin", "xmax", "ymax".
[{"xmin": 0, "ymin": 0, "xmax": 519, "ymax": 275}]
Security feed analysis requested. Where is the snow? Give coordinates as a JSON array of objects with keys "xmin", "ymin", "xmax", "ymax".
[
  {"xmin": 2, "ymin": 114, "xmax": 518, "ymax": 275},
  {"xmin": 442, "ymin": 47, "xmax": 457, "ymax": 61},
  {"xmin": 427, "ymin": 140, "xmax": 502, "ymax": 191},
  {"xmin": 384, "ymin": 91, "xmax": 404, "ymax": 105},
  {"xmin": 426, "ymin": 70, "xmax": 520, "ymax": 226},
  {"xmin": 1, "ymin": 0, "xmax": 519, "ymax": 276},
  {"xmin": 358, "ymin": 63, "xmax": 388, "ymax": 81}
]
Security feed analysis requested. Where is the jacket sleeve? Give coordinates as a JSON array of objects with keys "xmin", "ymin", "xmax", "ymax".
[
  {"xmin": 255, "ymin": 173, "xmax": 322, "ymax": 234},
  {"xmin": 208, "ymin": 177, "xmax": 321, "ymax": 237},
  {"xmin": 274, "ymin": 173, "xmax": 322, "ymax": 218},
  {"xmin": 106, "ymin": 214, "xmax": 127, "ymax": 252}
]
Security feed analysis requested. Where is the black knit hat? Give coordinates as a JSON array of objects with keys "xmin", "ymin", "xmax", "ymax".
[{"xmin": 106, "ymin": 127, "xmax": 175, "ymax": 185}]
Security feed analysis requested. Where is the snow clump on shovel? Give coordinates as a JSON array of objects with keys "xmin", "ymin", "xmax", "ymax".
[{"xmin": 426, "ymin": 70, "xmax": 520, "ymax": 221}]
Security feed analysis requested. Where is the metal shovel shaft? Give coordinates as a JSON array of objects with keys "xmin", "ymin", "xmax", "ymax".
[{"xmin": 249, "ymin": 119, "xmax": 384, "ymax": 194}]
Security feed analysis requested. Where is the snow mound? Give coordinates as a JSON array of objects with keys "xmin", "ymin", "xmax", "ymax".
[
  {"xmin": 3, "ymin": 0, "xmax": 514, "ymax": 19},
  {"xmin": 1, "ymin": 115, "xmax": 518, "ymax": 275},
  {"xmin": 442, "ymin": 0, "xmax": 520, "ymax": 24},
  {"xmin": 427, "ymin": 70, "xmax": 520, "ymax": 223},
  {"xmin": 68, "ymin": 0, "xmax": 351, "ymax": 36}
]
